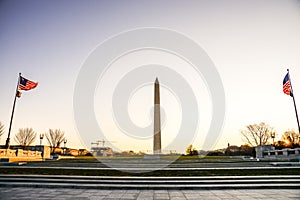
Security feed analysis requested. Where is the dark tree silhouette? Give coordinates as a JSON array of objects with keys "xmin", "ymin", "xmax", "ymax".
[
  {"xmin": 279, "ymin": 129, "xmax": 300, "ymax": 148},
  {"xmin": 46, "ymin": 129, "xmax": 65, "ymax": 153},
  {"xmin": 14, "ymin": 128, "xmax": 37, "ymax": 148},
  {"xmin": 185, "ymin": 144, "xmax": 198, "ymax": 155},
  {"xmin": 282, "ymin": 130, "xmax": 299, "ymax": 145},
  {"xmin": 241, "ymin": 122, "xmax": 274, "ymax": 147}
]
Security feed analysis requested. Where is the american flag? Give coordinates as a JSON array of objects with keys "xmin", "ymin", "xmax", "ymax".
[
  {"xmin": 18, "ymin": 76, "xmax": 38, "ymax": 91},
  {"xmin": 283, "ymin": 73, "xmax": 293, "ymax": 97}
]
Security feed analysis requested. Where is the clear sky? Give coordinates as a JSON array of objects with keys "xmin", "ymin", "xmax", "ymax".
[{"xmin": 1, "ymin": 0, "xmax": 300, "ymax": 153}]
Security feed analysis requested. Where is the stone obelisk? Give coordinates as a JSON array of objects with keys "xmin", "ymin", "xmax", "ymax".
[{"xmin": 153, "ymin": 78, "xmax": 161, "ymax": 154}]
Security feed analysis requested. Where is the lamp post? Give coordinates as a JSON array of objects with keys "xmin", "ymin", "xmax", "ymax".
[
  {"xmin": 39, "ymin": 133, "xmax": 44, "ymax": 146},
  {"xmin": 63, "ymin": 139, "xmax": 67, "ymax": 155},
  {"xmin": 271, "ymin": 132, "xmax": 275, "ymax": 146},
  {"xmin": 39, "ymin": 133, "xmax": 45, "ymax": 160},
  {"xmin": 64, "ymin": 139, "xmax": 67, "ymax": 148}
]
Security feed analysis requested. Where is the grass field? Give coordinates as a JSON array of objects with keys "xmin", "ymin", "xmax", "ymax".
[
  {"xmin": 50, "ymin": 155, "xmax": 241, "ymax": 163},
  {"xmin": 1, "ymin": 167, "xmax": 300, "ymax": 176},
  {"xmin": 1, "ymin": 156, "xmax": 300, "ymax": 176}
]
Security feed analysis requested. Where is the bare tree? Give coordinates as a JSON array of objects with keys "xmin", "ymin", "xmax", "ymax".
[
  {"xmin": 282, "ymin": 129, "xmax": 299, "ymax": 145},
  {"xmin": 46, "ymin": 129, "xmax": 65, "ymax": 153},
  {"xmin": 241, "ymin": 122, "xmax": 274, "ymax": 147},
  {"xmin": 14, "ymin": 128, "xmax": 37, "ymax": 148},
  {"xmin": 0, "ymin": 122, "xmax": 4, "ymax": 139}
]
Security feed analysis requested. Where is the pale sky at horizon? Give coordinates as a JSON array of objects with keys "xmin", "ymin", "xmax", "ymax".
[{"xmin": 1, "ymin": 0, "xmax": 300, "ymax": 153}]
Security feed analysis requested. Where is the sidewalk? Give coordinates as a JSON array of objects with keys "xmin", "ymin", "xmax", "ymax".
[{"xmin": 1, "ymin": 187, "xmax": 299, "ymax": 200}]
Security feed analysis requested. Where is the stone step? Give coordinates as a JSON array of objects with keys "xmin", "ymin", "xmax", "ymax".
[
  {"xmin": 1, "ymin": 177, "xmax": 300, "ymax": 185},
  {"xmin": 0, "ymin": 182, "xmax": 299, "ymax": 190},
  {"xmin": 1, "ymin": 174, "xmax": 300, "ymax": 180},
  {"xmin": 0, "ymin": 175, "xmax": 299, "ymax": 189}
]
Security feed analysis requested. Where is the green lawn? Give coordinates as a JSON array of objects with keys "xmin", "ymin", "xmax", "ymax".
[
  {"xmin": 2, "ymin": 156, "xmax": 299, "ymax": 176},
  {"xmin": 1, "ymin": 167, "xmax": 299, "ymax": 176}
]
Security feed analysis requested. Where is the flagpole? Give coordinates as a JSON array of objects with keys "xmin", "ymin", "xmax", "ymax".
[
  {"xmin": 5, "ymin": 73, "xmax": 21, "ymax": 149},
  {"xmin": 287, "ymin": 69, "xmax": 300, "ymax": 134}
]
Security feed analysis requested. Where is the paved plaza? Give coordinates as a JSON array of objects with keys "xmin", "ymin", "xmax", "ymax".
[{"xmin": 0, "ymin": 187, "xmax": 299, "ymax": 200}]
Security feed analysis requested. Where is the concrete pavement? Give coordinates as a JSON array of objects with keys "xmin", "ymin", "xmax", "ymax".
[{"xmin": 1, "ymin": 187, "xmax": 299, "ymax": 200}]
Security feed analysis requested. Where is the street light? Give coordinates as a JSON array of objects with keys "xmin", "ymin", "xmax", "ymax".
[
  {"xmin": 63, "ymin": 139, "xmax": 67, "ymax": 155},
  {"xmin": 39, "ymin": 133, "xmax": 44, "ymax": 146},
  {"xmin": 271, "ymin": 132, "xmax": 276, "ymax": 146},
  {"xmin": 64, "ymin": 139, "xmax": 67, "ymax": 148}
]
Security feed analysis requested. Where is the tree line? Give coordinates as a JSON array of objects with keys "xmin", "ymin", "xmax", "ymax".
[
  {"xmin": 0, "ymin": 121, "xmax": 66, "ymax": 152},
  {"xmin": 240, "ymin": 122, "xmax": 300, "ymax": 149},
  {"xmin": 185, "ymin": 122, "xmax": 299, "ymax": 156}
]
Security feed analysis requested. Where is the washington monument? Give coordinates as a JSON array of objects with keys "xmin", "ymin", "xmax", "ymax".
[{"xmin": 153, "ymin": 78, "xmax": 161, "ymax": 154}]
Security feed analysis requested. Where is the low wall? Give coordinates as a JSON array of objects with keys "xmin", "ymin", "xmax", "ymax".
[
  {"xmin": 256, "ymin": 145, "xmax": 300, "ymax": 161},
  {"xmin": 0, "ymin": 149, "xmax": 42, "ymax": 162}
]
